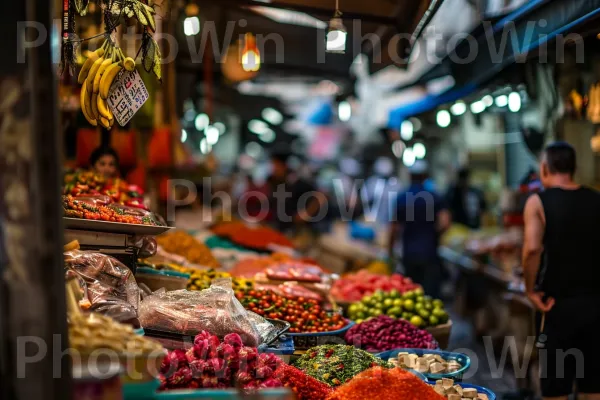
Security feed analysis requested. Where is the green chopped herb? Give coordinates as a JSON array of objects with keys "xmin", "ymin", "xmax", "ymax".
[{"xmin": 293, "ymin": 345, "xmax": 392, "ymax": 387}]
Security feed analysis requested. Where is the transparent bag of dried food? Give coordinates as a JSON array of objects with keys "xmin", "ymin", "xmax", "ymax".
[
  {"xmin": 138, "ymin": 278, "xmax": 276, "ymax": 347},
  {"xmin": 64, "ymin": 250, "xmax": 141, "ymax": 326}
]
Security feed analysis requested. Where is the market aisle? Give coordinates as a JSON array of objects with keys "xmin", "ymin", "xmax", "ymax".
[{"xmin": 446, "ymin": 310, "xmax": 519, "ymax": 398}]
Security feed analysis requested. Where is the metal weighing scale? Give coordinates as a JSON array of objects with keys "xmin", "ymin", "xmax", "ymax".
[{"xmin": 63, "ymin": 218, "xmax": 172, "ymax": 273}]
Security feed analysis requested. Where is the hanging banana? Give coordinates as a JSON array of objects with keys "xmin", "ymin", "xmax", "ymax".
[{"xmin": 75, "ymin": 0, "xmax": 161, "ymax": 130}]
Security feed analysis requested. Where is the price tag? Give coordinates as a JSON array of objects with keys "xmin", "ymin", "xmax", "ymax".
[{"xmin": 107, "ymin": 69, "xmax": 149, "ymax": 126}]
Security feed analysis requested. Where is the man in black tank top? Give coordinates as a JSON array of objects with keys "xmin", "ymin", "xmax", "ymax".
[{"xmin": 523, "ymin": 142, "xmax": 600, "ymax": 400}]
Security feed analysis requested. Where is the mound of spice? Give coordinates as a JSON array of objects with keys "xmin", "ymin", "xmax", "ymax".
[
  {"xmin": 293, "ymin": 345, "xmax": 392, "ymax": 387},
  {"xmin": 275, "ymin": 364, "xmax": 333, "ymax": 400},
  {"xmin": 326, "ymin": 366, "xmax": 446, "ymax": 400}
]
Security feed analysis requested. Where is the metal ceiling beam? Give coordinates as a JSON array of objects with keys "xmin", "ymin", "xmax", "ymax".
[{"xmin": 200, "ymin": 0, "xmax": 398, "ymax": 25}]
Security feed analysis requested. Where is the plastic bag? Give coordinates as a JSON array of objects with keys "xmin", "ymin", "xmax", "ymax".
[
  {"xmin": 64, "ymin": 250, "xmax": 140, "ymax": 326},
  {"xmin": 138, "ymin": 278, "xmax": 272, "ymax": 347},
  {"xmin": 132, "ymin": 236, "xmax": 158, "ymax": 258}
]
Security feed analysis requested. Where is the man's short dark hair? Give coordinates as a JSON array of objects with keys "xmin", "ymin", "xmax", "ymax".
[
  {"xmin": 458, "ymin": 168, "xmax": 470, "ymax": 180},
  {"xmin": 544, "ymin": 141, "xmax": 576, "ymax": 176}
]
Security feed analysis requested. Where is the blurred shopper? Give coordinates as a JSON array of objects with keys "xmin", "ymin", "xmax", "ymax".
[
  {"xmin": 89, "ymin": 146, "xmax": 120, "ymax": 178},
  {"xmin": 446, "ymin": 168, "xmax": 486, "ymax": 229},
  {"xmin": 362, "ymin": 157, "xmax": 403, "ymax": 224},
  {"xmin": 267, "ymin": 153, "xmax": 324, "ymax": 232},
  {"xmin": 523, "ymin": 142, "xmax": 600, "ymax": 400},
  {"xmin": 390, "ymin": 161, "xmax": 451, "ymax": 298}
]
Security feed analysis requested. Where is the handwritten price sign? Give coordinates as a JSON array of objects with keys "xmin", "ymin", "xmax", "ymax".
[{"xmin": 107, "ymin": 69, "xmax": 149, "ymax": 126}]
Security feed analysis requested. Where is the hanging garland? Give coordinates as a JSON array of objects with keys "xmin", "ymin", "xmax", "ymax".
[{"xmin": 64, "ymin": 0, "xmax": 165, "ymax": 129}]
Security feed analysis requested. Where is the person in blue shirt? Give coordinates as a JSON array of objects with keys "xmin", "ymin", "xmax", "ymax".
[{"xmin": 389, "ymin": 161, "xmax": 451, "ymax": 298}]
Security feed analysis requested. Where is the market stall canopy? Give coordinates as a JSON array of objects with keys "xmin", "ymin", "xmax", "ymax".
[{"xmin": 387, "ymin": 0, "xmax": 600, "ymax": 128}]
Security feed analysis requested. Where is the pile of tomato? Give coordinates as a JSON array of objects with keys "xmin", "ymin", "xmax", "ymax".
[{"xmin": 236, "ymin": 289, "xmax": 347, "ymax": 333}]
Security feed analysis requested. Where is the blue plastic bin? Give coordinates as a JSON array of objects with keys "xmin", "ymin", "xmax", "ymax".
[
  {"xmin": 260, "ymin": 336, "xmax": 295, "ymax": 363},
  {"xmin": 376, "ymin": 348, "xmax": 471, "ymax": 381},
  {"xmin": 286, "ymin": 320, "xmax": 354, "ymax": 350}
]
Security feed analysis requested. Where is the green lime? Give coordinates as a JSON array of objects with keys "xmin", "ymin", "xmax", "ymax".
[
  {"xmin": 349, "ymin": 304, "xmax": 359, "ymax": 314},
  {"xmin": 401, "ymin": 312, "xmax": 411, "ymax": 320},
  {"xmin": 356, "ymin": 311, "xmax": 366, "ymax": 319},
  {"xmin": 424, "ymin": 302, "xmax": 433, "ymax": 311},
  {"xmin": 423, "ymin": 295, "xmax": 432, "ymax": 302},
  {"xmin": 414, "ymin": 288, "xmax": 424, "ymax": 296},
  {"xmin": 410, "ymin": 315, "xmax": 424, "ymax": 327},
  {"xmin": 419, "ymin": 309, "xmax": 430, "ymax": 320},
  {"xmin": 383, "ymin": 298, "xmax": 394, "ymax": 308},
  {"xmin": 429, "ymin": 316, "xmax": 440, "ymax": 326},
  {"xmin": 415, "ymin": 303, "xmax": 424, "ymax": 311},
  {"xmin": 389, "ymin": 289, "xmax": 400, "ymax": 298},
  {"xmin": 432, "ymin": 308, "xmax": 449, "ymax": 323},
  {"xmin": 403, "ymin": 299, "xmax": 415, "ymax": 311},
  {"xmin": 393, "ymin": 298, "xmax": 403, "ymax": 307},
  {"xmin": 415, "ymin": 296, "xmax": 425, "ymax": 304},
  {"xmin": 355, "ymin": 319, "xmax": 363, "ymax": 324},
  {"xmin": 388, "ymin": 307, "xmax": 402, "ymax": 317},
  {"xmin": 371, "ymin": 309, "xmax": 383, "ymax": 317},
  {"xmin": 433, "ymin": 299, "xmax": 444, "ymax": 308},
  {"xmin": 362, "ymin": 296, "xmax": 372, "ymax": 305}
]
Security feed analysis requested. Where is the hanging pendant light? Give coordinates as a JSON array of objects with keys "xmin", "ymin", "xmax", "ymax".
[
  {"xmin": 326, "ymin": 0, "xmax": 347, "ymax": 54},
  {"xmin": 241, "ymin": 33, "xmax": 261, "ymax": 72}
]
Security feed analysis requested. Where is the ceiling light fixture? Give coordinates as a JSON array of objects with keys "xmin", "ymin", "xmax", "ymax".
[
  {"xmin": 495, "ymin": 95, "xmax": 508, "ymax": 107},
  {"xmin": 248, "ymin": 119, "xmax": 269, "ymax": 134},
  {"xmin": 450, "ymin": 101, "xmax": 467, "ymax": 116},
  {"xmin": 436, "ymin": 110, "xmax": 451, "ymax": 128},
  {"xmin": 199, "ymin": 138, "xmax": 210, "ymax": 154},
  {"xmin": 262, "ymin": 107, "xmax": 283, "ymax": 125},
  {"xmin": 183, "ymin": 16, "xmax": 200, "ymax": 36},
  {"xmin": 470, "ymin": 101, "xmax": 486, "ymax": 114},
  {"xmin": 259, "ymin": 129, "xmax": 276, "ymax": 143},
  {"xmin": 205, "ymin": 125, "xmax": 220, "ymax": 145},
  {"xmin": 338, "ymin": 100, "xmax": 351, "ymax": 121},
  {"xmin": 508, "ymin": 92, "xmax": 521, "ymax": 112},
  {"xmin": 181, "ymin": 129, "xmax": 188, "ymax": 143},
  {"xmin": 413, "ymin": 143, "xmax": 426, "ymax": 159},
  {"xmin": 195, "ymin": 113, "xmax": 209, "ymax": 131},
  {"xmin": 326, "ymin": 0, "xmax": 347, "ymax": 54},
  {"xmin": 400, "ymin": 120, "xmax": 413, "ymax": 141},
  {"xmin": 241, "ymin": 33, "xmax": 261, "ymax": 72},
  {"xmin": 482, "ymin": 95, "xmax": 494, "ymax": 107},
  {"xmin": 402, "ymin": 148, "xmax": 415, "ymax": 167}
]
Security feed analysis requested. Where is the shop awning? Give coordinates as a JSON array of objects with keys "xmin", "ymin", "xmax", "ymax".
[{"xmin": 388, "ymin": 0, "xmax": 600, "ymax": 128}]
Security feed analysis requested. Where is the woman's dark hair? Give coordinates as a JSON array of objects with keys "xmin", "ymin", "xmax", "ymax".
[
  {"xmin": 89, "ymin": 146, "xmax": 119, "ymax": 167},
  {"xmin": 544, "ymin": 141, "xmax": 576, "ymax": 176}
]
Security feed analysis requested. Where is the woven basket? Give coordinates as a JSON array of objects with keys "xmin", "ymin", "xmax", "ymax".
[{"xmin": 426, "ymin": 320, "xmax": 453, "ymax": 350}]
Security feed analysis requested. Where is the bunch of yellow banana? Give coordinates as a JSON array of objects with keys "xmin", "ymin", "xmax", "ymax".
[{"xmin": 78, "ymin": 41, "xmax": 137, "ymax": 129}]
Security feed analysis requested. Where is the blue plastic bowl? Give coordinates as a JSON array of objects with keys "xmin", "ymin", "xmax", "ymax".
[
  {"xmin": 286, "ymin": 320, "xmax": 354, "ymax": 350},
  {"xmin": 406, "ymin": 369, "xmax": 428, "ymax": 381},
  {"xmin": 428, "ymin": 382, "xmax": 496, "ymax": 400},
  {"xmin": 376, "ymin": 348, "xmax": 471, "ymax": 381}
]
